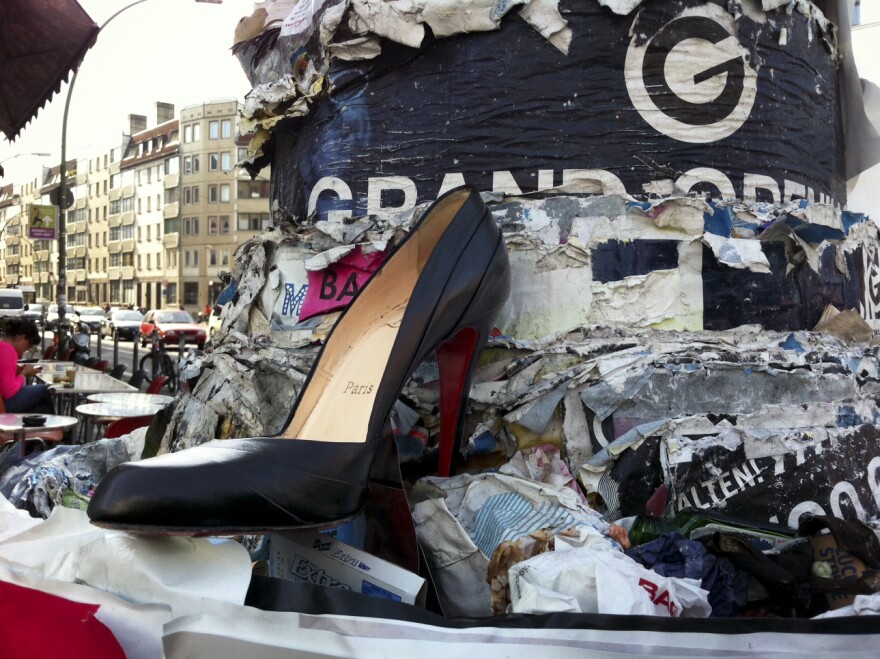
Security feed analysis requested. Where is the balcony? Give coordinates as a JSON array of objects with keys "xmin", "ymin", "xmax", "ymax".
[
  {"xmin": 121, "ymin": 266, "xmax": 135, "ymax": 280},
  {"xmin": 6, "ymin": 255, "xmax": 20, "ymax": 265},
  {"xmin": 5, "ymin": 234, "xmax": 20, "ymax": 246},
  {"xmin": 36, "ymin": 250, "xmax": 50, "ymax": 261},
  {"xmin": 75, "ymin": 271, "xmax": 87, "ymax": 283},
  {"xmin": 163, "ymin": 202, "xmax": 179, "ymax": 219},
  {"xmin": 163, "ymin": 233, "xmax": 179, "ymax": 248},
  {"xmin": 120, "ymin": 212, "xmax": 135, "ymax": 226},
  {"xmin": 108, "ymin": 267, "xmax": 121, "ymax": 279},
  {"xmin": 121, "ymin": 184, "xmax": 135, "ymax": 198},
  {"xmin": 164, "ymin": 173, "xmax": 179, "ymax": 189},
  {"xmin": 108, "ymin": 243, "xmax": 122, "ymax": 255},
  {"xmin": 109, "ymin": 189, "xmax": 122, "ymax": 202},
  {"xmin": 74, "ymin": 245, "xmax": 87, "ymax": 259},
  {"xmin": 37, "ymin": 273, "xmax": 50, "ymax": 284},
  {"xmin": 75, "ymin": 197, "xmax": 87, "ymax": 210},
  {"xmin": 121, "ymin": 239, "xmax": 135, "ymax": 253},
  {"xmin": 108, "ymin": 215, "xmax": 122, "ymax": 228}
]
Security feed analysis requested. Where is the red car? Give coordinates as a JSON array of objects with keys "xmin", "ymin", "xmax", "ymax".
[{"xmin": 140, "ymin": 309, "xmax": 207, "ymax": 349}]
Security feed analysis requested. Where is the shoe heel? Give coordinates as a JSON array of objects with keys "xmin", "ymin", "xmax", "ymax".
[{"xmin": 435, "ymin": 321, "xmax": 491, "ymax": 477}]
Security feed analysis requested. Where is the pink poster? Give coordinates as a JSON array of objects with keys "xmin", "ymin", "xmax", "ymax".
[{"xmin": 299, "ymin": 247, "xmax": 386, "ymax": 321}]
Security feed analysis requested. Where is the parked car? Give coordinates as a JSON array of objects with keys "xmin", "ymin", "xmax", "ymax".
[
  {"xmin": 140, "ymin": 309, "xmax": 207, "ymax": 349},
  {"xmin": 0, "ymin": 289, "xmax": 25, "ymax": 318},
  {"xmin": 73, "ymin": 307, "xmax": 106, "ymax": 333},
  {"xmin": 45, "ymin": 303, "xmax": 75, "ymax": 330},
  {"xmin": 101, "ymin": 309, "xmax": 144, "ymax": 340},
  {"xmin": 22, "ymin": 302, "xmax": 45, "ymax": 326}
]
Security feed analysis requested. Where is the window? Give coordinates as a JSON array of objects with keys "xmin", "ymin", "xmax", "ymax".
[
  {"xmin": 123, "ymin": 280, "xmax": 134, "ymax": 301},
  {"xmin": 193, "ymin": 123, "xmax": 200, "ymax": 141},
  {"xmin": 110, "ymin": 280, "xmax": 121, "ymax": 302},
  {"xmin": 164, "ymin": 188, "xmax": 179, "ymax": 204},
  {"xmin": 183, "ymin": 156, "xmax": 192, "ymax": 174},
  {"xmin": 184, "ymin": 125, "xmax": 192, "ymax": 142},
  {"xmin": 122, "ymin": 196, "xmax": 134, "ymax": 213},
  {"xmin": 208, "ymin": 185, "xmax": 218, "ymax": 202},
  {"xmin": 238, "ymin": 213, "xmax": 270, "ymax": 230},
  {"xmin": 209, "ymin": 153, "xmax": 219, "ymax": 171},
  {"xmin": 147, "ymin": 225, "xmax": 151, "ymax": 240},
  {"xmin": 184, "ymin": 282, "xmax": 199, "ymax": 305},
  {"xmin": 209, "ymin": 120, "xmax": 219, "ymax": 140},
  {"xmin": 166, "ymin": 282, "xmax": 177, "ymax": 304},
  {"xmin": 220, "ymin": 184, "xmax": 230, "ymax": 202},
  {"xmin": 147, "ymin": 254, "xmax": 152, "ymax": 269},
  {"xmin": 221, "ymin": 152, "xmax": 232, "ymax": 170},
  {"xmin": 208, "ymin": 216, "xmax": 218, "ymax": 234},
  {"xmin": 146, "ymin": 197, "xmax": 151, "ymax": 212},
  {"xmin": 192, "ymin": 155, "xmax": 200, "ymax": 173},
  {"xmin": 164, "ymin": 157, "xmax": 177, "ymax": 175},
  {"xmin": 184, "ymin": 188, "xmax": 191, "ymax": 204},
  {"xmin": 221, "ymin": 119, "xmax": 232, "ymax": 139},
  {"xmin": 193, "ymin": 249, "xmax": 199, "ymax": 266},
  {"xmin": 110, "ymin": 253, "xmax": 121, "ymax": 267},
  {"xmin": 221, "ymin": 216, "xmax": 230, "ymax": 234},
  {"xmin": 122, "ymin": 252, "xmax": 134, "ymax": 267},
  {"xmin": 165, "ymin": 218, "xmax": 179, "ymax": 234},
  {"xmin": 109, "ymin": 227, "xmax": 121, "ymax": 241},
  {"xmin": 221, "ymin": 249, "xmax": 230, "ymax": 266},
  {"xmin": 238, "ymin": 180, "xmax": 270, "ymax": 198},
  {"xmin": 147, "ymin": 168, "xmax": 152, "ymax": 183},
  {"xmin": 138, "ymin": 199, "xmax": 142, "ymax": 213},
  {"xmin": 184, "ymin": 251, "xmax": 190, "ymax": 267},
  {"xmin": 110, "ymin": 199, "xmax": 121, "ymax": 215},
  {"xmin": 209, "ymin": 249, "xmax": 217, "ymax": 266},
  {"xmin": 192, "ymin": 186, "xmax": 199, "ymax": 203},
  {"xmin": 192, "ymin": 218, "xmax": 200, "ymax": 234},
  {"xmin": 121, "ymin": 225, "xmax": 134, "ymax": 240},
  {"xmin": 237, "ymin": 147, "xmax": 248, "ymax": 162},
  {"xmin": 137, "ymin": 254, "xmax": 141, "ymax": 269}
]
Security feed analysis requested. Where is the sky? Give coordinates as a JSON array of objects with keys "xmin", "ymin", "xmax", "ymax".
[{"xmin": 0, "ymin": 0, "xmax": 256, "ymax": 183}]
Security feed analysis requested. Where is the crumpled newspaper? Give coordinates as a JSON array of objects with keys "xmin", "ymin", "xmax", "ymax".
[
  {"xmin": 508, "ymin": 534, "xmax": 712, "ymax": 617},
  {"xmin": 0, "ymin": 431, "xmax": 144, "ymax": 518}
]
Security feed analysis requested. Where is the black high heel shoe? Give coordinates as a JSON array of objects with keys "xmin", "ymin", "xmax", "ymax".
[{"xmin": 87, "ymin": 187, "xmax": 510, "ymax": 535}]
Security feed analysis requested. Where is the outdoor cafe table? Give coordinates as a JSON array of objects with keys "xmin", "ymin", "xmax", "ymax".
[
  {"xmin": 0, "ymin": 413, "xmax": 78, "ymax": 459},
  {"xmin": 37, "ymin": 372, "xmax": 138, "ymax": 435},
  {"xmin": 75, "ymin": 402, "xmax": 163, "ymax": 443},
  {"xmin": 86, "ymin": 393, "xmax": 174, "ymax": 406}
]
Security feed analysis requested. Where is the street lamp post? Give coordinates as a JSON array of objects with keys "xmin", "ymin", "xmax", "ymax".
[{"xmin": 56, "ymin": 0, "xmax": 221, "ymax": 325}]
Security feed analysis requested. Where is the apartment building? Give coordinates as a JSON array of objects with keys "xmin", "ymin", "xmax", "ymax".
[
  {"xmin": 2, "ymin": 98, "xmax": 271, "ymax": 314},
  {"xmin": 179, "ymin": 100, "xmax": 270, "ymax": 311},
  {"xmin": 118, "ymin": 104, "xmax": 180, "ymax": 309}
]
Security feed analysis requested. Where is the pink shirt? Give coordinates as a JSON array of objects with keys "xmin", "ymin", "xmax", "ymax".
[{"xmin": 0, "ymin": 340, "xmax": 24, "ymax": 399}]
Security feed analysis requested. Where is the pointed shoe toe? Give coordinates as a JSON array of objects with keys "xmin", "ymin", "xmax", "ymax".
[{"xmin": 88, "ymin": 438, "xmax": 379, "ymax": 534}]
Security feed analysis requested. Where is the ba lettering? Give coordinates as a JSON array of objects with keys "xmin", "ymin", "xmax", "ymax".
[
  {"xmin": 320, "ymin": 270, "xmax": 360, "ymax": 301},
  {"xmin": 638, "ymin": 577, "xmax": 677, "ymax": 616}
]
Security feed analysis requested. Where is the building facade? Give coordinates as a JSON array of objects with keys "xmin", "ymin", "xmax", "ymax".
[
  {"xmin": 1, "ymin": 99, "xmax": 271, "ymax": 316},
  {"xmin": 178, "ymin": 100, "xmax": 270, "ymax": 311}
]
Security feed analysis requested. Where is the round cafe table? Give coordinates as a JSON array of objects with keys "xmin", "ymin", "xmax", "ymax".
[
  {"xmin": 75, "ymin": 403, "xmax": 162, "ymax": 443},
  {"xmin": 86, "ymin": 393, "xmax": 174, "ymax": 406},
  {"xmin": 0, "ymin": 413, "xmax": 79, "ymax": 459}
]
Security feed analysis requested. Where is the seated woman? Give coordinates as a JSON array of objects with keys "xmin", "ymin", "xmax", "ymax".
[{"xmin": 0, "ymin": 318, "xmax": 54, "ymax": 414}]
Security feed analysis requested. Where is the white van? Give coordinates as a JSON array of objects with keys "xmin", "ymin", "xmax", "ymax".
[{"xmin": 0, "ymin": 289, "xmax": 25, "ymax": 318}]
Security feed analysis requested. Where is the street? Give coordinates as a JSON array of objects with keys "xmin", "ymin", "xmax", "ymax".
[{"xmin": 36, "ymin": 329, "xmax": 191, "ymax": 380}]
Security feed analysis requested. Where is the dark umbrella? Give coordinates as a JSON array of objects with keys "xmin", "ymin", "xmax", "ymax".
[{"xmin": 0, "ymin": 0, "xmax": 98, "ymax": 141}]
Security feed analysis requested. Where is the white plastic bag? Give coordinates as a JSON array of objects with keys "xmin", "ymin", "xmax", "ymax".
[{"xmin": 509, "ymin": 543, "xmax": 711, "ymax": 617}]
